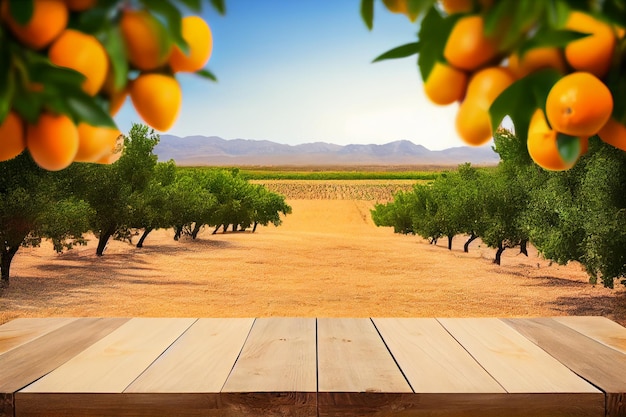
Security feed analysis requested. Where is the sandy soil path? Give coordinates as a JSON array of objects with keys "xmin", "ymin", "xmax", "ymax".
[{"xmin": 2, "ymin": 198, "xmax": 625, "ymax": 325}]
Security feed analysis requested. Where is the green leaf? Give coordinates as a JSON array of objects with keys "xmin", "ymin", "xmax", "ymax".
[
  {"xmin": 101, "ymin": 26, "xmax": 129, "ymax": 91},
  {"xmin": 7, "ymin": 0, "xmax": 33, "ymax": 25},
  {"xmin": 142, "ymin": 0, "xmax": 186, "ymax": 53},
  {"xmin": 546, "ymin": 0, "xmax": 571, "ymax": 27},
  {"xmin": 556, "ymin": 133, "xmax": 581, "ymax": 164},
  {"xmin": 74, "ymin": 6, "xmax": 110, "ymax": 34},
  {"xmin": 417, "ymin": 6, "xmax": 455, "ymax": 81},
  {"xmin": 195, "ymin": 69, "xmax": 217, "ymax": 82},
  {"xmin": 12, "ymin": 92, "xmax": 44, "ymax": 124},
  {"xmin": 0, "ymin": 44, "xmax": 14, "ymax": 123},
  {"xmin": 66, "ymin": 94, "xmax": 117, "ymax": 128},
  {"xmin": 361, "ymin": 0, "xmax": 374, "ymax": 30},
  {"xmin": 372, "ymin": 42, "xmax": 420, "ymax": 63},
  {"xmin": 406, "ymin": 0, "xmax": 437, "ymax": 22},
  {"xmin": 209, "ymin": 0, "xmax": 226, "ymax": 15},
  {"xmin": 31, "ymin": 64, "xmax": 86, "ymax": 89},
  {"xmin": 518, "ymin": 29, "xmax": 590, "ymax": 56}
]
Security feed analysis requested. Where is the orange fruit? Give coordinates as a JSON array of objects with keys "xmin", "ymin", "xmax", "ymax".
[
  {"xmin": 382, "ymin": 0, "xmax": 418, "ymax": 21},
  {"xmin": 0, "ymin": 111, "xmax": 26, "ymax": 162},
  {"xmin": 169, "ymin": 16, "xmax": 213, "ymax": 73},
  {"xmin": 130, "ymin": 73, "xmax": 182, "ymax": 132},
  {"xmin": 423, "ymin": 61, "xmax": 468, "ymax": 105},
  {"xmin": 440, "ymin": 0, "xmax": 492, "ymax": 14},
  {"xmin": 546, "ymin": 72, "xmax": 613, "ymax": 137},
  {"xmin": 507, "ymin": 47, "xmax": 567, "ymax": 79},
  {"xmin": 75, "ymin": 123, "xmax": 121, "ymax": 163},
  {"xmin": 455, "ymin": 67, "xmax": 515, "ymax": 145},
  {"xmin": 598, "ymin": 118, "xmax": 626, "ymax": 151},
  {"xmin": 26, "ymin": 113, "xmax": 79, "ymax": 171},
  {"xmin": 443, "ymin": 15, "xmax": 499, "ymax": 71},
  {"xmin": 564, "ymin": 11, "xmax": 616, "ymax": 78},
  {"xmin": 120, "ymin": 9, "xmax": 171, "ymax": 71},
  {"xmin": 527, "ymin": 109, "xmax": 578, "ymax": 171},
  {"xmin": 64, "ymin": 0, "xmax": 96, "ymax": 11},
  {"xmin": 1, "ymin": 0, "xmax": 68, "ymax": 49},
  {"xmin": 48, "ymin": 29, "xmax": 108, "ymax": 96}
]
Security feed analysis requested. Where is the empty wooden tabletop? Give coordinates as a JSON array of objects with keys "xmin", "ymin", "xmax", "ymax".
[{"xmin": 1, "ymin": 316, "xmax": 624, "ymax": 416}]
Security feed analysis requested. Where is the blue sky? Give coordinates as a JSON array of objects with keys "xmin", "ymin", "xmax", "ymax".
[{"xmin": 115, "ymin": 1, "xmax": 476, "ymax": 151}]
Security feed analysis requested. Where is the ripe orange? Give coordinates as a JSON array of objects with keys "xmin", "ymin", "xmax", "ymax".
[
  {"xmin": 120, "ymin": 9, "xmax": 171, "ymax": 71},
  {"xmin": 0, "ymin": 112, "xmax": 26, "ymax": 162},
  {"xmin": 443, "ymin": 15, "xmax": 499, "ymax": 71},
  {"xmin": 75, "ymin": 123, "xmax": 121, "ymax": 163},
  {"xmin": 382, "ymin": 0, "xmax": 418, "ymax": 21},
  {"xmin": 48, "ymin": 29, "xmax": 108, "ymax": 96},
  {"xmin": 423, "ymin": 61, "xmax": 468, "ymax": 105},
  {"xmin": 455, "ymin": 67, "xmax": 515, "ymax": 145},
  {"xmin": 546, "ymin": 72, "xmax": 613, "ymax": 137},
  {"xmin": 507, "ymin": 47, "xmax": 567, "ymax": 79},
  {"xmin": 1, "ymin": 0, "xmax": 68, "ymax": 50},
  {"xmin": 598, "ymin": 118, "xmax": 626, "ymax": 151},
  {"xmin": 527, "ymin": 109, "xmax": 579, "ymax": 171},
  {"xmin": 564, "ymin": 11, "xmax": 616, "ymax": 78},
  {"xmin": 130, "ymin": 73, "xmax": 182, "ymax": 132},
  {"xmin": 64, "ymin": 0, "xmax": 96, "ymax": 11},
  {"xmin": 169, "ymin": 16, "xmax": 213, "ymax": 73},
  {"xmin": 26, "ymin": 113, "xmax": 79, "ymax": 171}
]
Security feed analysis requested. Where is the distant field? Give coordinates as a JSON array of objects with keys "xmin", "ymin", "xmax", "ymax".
[
  {"xmin": 251, "ymin": 180, "xmax": 418, "ymax": 201},
  {"xmin": 178, "ymin": 165, "xmax": 446, "ymax": 181}
]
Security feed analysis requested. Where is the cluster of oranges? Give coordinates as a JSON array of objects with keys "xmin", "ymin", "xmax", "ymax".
[
  {"xmin": 0, "ymin": 0, "xmax": 213, "ymax": 171},
  {"xmin": 385, "ymin": 0, "xmax": 626, "ymax": 171}
]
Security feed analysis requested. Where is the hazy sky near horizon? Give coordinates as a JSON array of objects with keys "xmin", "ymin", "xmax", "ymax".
[{"xmin": 115, "ymin": 1, "xmax": 484, "ymax": 151}]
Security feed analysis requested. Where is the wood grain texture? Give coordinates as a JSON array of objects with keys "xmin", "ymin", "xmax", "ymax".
[
  {"xmin": 0, "ymin": 318, "xmax": 128, "ymax": 417},
  {"xmin": 317, "ymin": 393, "xmax": 603, "ymax": 417},
  {"xmin": 503, "ymin": 317, "xmax": 626, "ymax": 393},
  {"xmin": 222, "ymin": 317, "xmax": 316, "ymax": 393},
  {"xmin": 317, "ymin": 318, "xmax": 411, "ymax": 393},
  {"xmin": 373, "ymin": 318, "xmax": 504, "ymax": 393},
  {"xmin": 14, "ymin": 392, "xmax": 317, "ymax": 417},
  {"xmin": 20, "ymin": 318, "xmax": 196, "ymax": 393},
  {"xmin": 554, "ymin": 316, "xmax": 626, "ymax": 355},
  {"xmin": 0, "ymin": 318, "xmax": 76, "ymax": 356},
  {"xmin": 126, "ymin": 318, "xmax": 254, "ymax": 393},
  {"xmin": 438, "ymin": 318, "xmax": 600, "ymax": 394}
]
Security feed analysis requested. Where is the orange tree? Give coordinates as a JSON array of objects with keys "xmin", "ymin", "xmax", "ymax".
[
  {"xmin": 0, "ymin": 0, "xmax": 222, "ymax": 171},
  {"xmin": 367, "ymin": 0, "xmax": 626, "ymax": 171}
]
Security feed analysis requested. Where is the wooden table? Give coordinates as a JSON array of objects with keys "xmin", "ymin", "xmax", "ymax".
[{"xmin": 1, "ymin": 317, "xmax": 625, "ymax": 416}]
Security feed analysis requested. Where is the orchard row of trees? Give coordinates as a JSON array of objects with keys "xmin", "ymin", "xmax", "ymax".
[
  {"xmin": 0, "ymin": 123, "xmax": 291, "ymax": 286},
  {"xmin": 372, "ymin": 130, "xmax": 626, "ymax": 288}
]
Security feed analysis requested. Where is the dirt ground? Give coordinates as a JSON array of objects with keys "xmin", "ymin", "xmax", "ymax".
[{"xmin": 2, "ymin": 198, "xmax": 626, "ymax": 326}]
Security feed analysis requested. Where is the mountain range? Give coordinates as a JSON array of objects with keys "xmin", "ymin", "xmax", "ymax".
[{"xmin": 154, "ymin": 135, "xmax": 500, "ymax": 166}]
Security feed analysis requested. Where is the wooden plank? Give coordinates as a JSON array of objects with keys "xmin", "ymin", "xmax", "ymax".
[
  {"xmin": 126, "ymin": 318, "xmax": 254, "ymax": 393},
  {"xmin": 439, "ymin": 318, "xmax": 601, "ymax": 394},
  {"xmin": 554, "ymin": 316, "xmax": 626, "ymax": 354},
  {"xmin": 20, "ymin": 318, "xmax": 195, "ymax": 393},
  {"xmin": 1, "ymin": 318, "xmax": 128, "ymax": 417},
  {"xmin": 373, "ymin": 318, "xmax": 504, "ymax": 393},
  {"xmin": 222, "ymin": 318, "xmax": 316, "ymax": 392},
  {"xmin": 504, "ymin": 317, "xmax": 626, "ymax": 417},
  {"xmin": 317, "ymin": 318, "xmax": 413, "ymax": 417},
  {"xmin": 221, "ymin": 318, "xmax": 316, "ymax": 417},
  {"xmin": 317, "ymin": 318, "xmax": 411, "ymax": 393},
  {"xmin": 318, "ymin": 393, "xmax": 603, "ymax": 417},
  {"xmin": 0, "ymin": 318, "xmax": 77, "ymax": 356}
]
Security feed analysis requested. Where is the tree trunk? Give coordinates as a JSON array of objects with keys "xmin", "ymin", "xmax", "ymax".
[
  {"xmin": 212, "ymin": 225, "xmax": 221, "ymax": 235},
  {"xmin": 231, "ymin": 224, "xmax": 237, "ymax": 232},
  {"xmin": 174, "ymin": 225, "xmax": 183, "ymax": 241},
  {"xmin": 447, "ymin": 234, "xmax": 454, "ymax": 250},
  {"xmin": 464, "ymin": 233, "xmax": 478, "ymax": 253},
  {"xmin": 191, "ymin": 223, "xmax": 202, "ymax": 239},
  {"xmin": 96, "ymin": 227, "xmax": 115, "ymax": 256},
  {"xmin": 1, "ymin": 245, "xmax": 20, "ymax": 287},
  {"xmin": 493, "ymin": 241, "xmax": 505, "ymax": 265},
  {"xmin": 252, "ymin": 222, "xmax": 258, "ymax": 233},
  {"xmin": 136, "ymin": 227, "xmax": 153, "ymax": 248},
  {"xmin": 520, "ymin": 239, "xmax": 529, "ymax": 256}
]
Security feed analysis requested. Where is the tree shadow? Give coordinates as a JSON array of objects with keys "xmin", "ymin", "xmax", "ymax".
[{"xmin": 542, "ymin": 293, "xmax": 626, "ymax": 327}]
